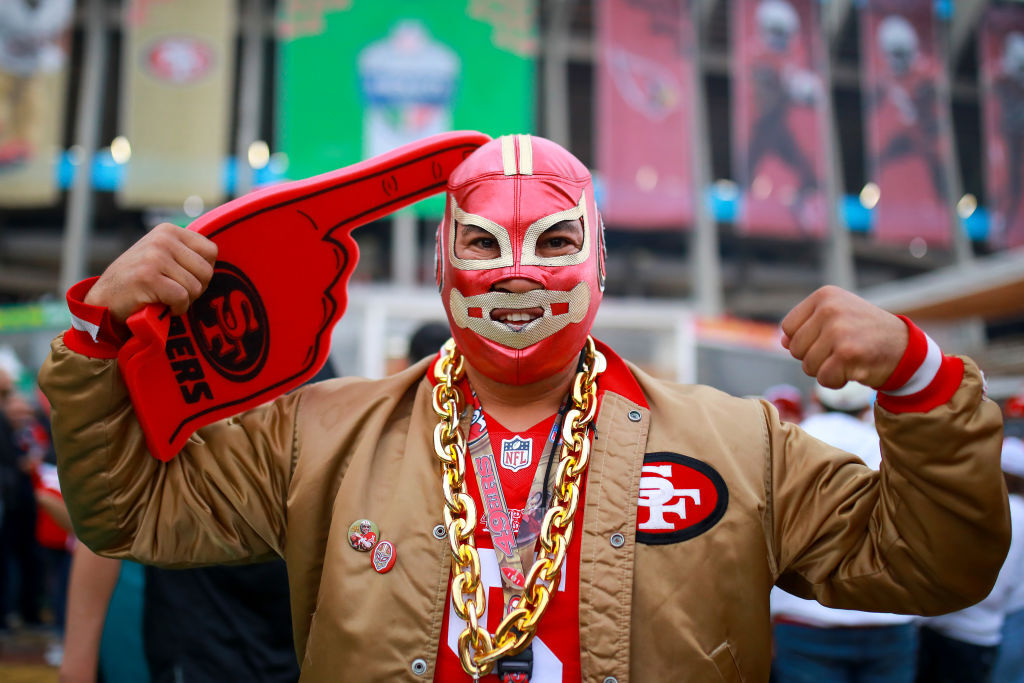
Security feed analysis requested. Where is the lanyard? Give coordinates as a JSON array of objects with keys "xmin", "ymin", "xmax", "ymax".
[{"xmin": 464, "ymin": 383, "xmax": 566, "ymax": 611}]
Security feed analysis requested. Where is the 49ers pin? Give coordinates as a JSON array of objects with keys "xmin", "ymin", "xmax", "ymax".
[
  {"xmin": 372, "ymin": 540, "xmax": 397, "ymax": 574},
  {"xmin": 348, "ymin": 519, "xmax": 379, "ymax": 551}
]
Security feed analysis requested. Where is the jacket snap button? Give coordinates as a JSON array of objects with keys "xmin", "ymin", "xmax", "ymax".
[
  {"xmin": 627, "ymin": 409, "xmax": 641, "ymax": 422},
  {"xmin": 432, "ymin": 524, "xmax": 447, "ymax": 540},
  {"xmin": 609, "ymin": 533, "xmax": 625, "ymax": 548},
  {"xmin": 604, "ymin": 677, "xmax": 619, "ymax": 683},
  {"xmin": 411, "ymin": 658, "xmax": 428, "ymax": 675}
]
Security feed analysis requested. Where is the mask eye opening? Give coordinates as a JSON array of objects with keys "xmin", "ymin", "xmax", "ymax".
[
  {"xmin": 446, "ymin": 197, "xmax": 515, "ymax": 271},
  {"xmin": 520, "ymin": 192, "xmax": 591, "ymax": 267}
]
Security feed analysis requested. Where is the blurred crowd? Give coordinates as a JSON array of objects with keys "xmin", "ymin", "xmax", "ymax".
[
  {"xmin": 0, "ymin": 358, "xmax": 301, "ymax": 683},
  {"xmin": 764, "ymin": 381, "xmax": 1024, "ymax": 683},
  {"xmin": 0, "ymin": 362, "xmax": 71, "ymax": 669}
]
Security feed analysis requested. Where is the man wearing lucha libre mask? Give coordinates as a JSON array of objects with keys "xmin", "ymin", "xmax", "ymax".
[{"xmin": 40, "ymin": 135, "xmax": 1008, "ymax": 682}]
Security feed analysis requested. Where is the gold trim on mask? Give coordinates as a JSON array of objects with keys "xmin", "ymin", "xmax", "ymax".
[
  {"xmin": 447, "ymin": 196, "xmax": 515, "ymax": 270},
  {"xmin": 520, "ymin": 191, "xmax": 590, "ymax": 267},
  {"xmin": 501, "ymin": 136, "xmax": 517, "ymax": 176},
  {"xmin": 499, "ymin": 134, "xmax": 534, "ymax": 176},
  {"xmin": 517, "ymin": 134, "xmax": 533, "ymax": 175},
  {"xmin": 448, "ymin": 282, "xmax": 591, "ymax": 349}
]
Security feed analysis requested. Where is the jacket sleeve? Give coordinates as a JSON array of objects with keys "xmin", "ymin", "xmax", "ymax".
[
  {"xmin": 770, "ymin": 357, "xmax": 1010, "ymax": 616},
  {"xmin": 38, "ymin": 335, "xmax": 300, "ymax": 568}
]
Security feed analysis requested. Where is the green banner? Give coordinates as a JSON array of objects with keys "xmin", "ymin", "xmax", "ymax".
[
  {"xmin": 0, "ymin": 301, "xmax": 69, "ymax": 334},
  {"xmin": 277, "ymin": 0, "xmax": 537, "ymax": 217}
]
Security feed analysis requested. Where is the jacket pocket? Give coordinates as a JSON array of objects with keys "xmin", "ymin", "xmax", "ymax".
[{"xmin": 709, "ymin": 641, "xmax": 742, "ymax": 682}]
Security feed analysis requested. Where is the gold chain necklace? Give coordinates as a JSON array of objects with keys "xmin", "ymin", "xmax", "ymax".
[{"xmin": 431, "ymin": 336, "xmax": 606, "ymax": 678}]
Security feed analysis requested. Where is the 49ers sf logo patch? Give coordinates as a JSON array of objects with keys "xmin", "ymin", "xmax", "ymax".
[{"xmin": 636, "ymin": 452, "xmax": 728, "ymax": 545}]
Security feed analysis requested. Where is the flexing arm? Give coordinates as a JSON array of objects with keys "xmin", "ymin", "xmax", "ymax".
[{"xmin": 771, "ymin": 286, "xmax": 1009, "ymax": 614}]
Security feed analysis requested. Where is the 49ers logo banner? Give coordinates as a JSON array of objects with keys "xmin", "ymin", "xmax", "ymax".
[
  {"xmin": 636, "ymin": 452, "xmax": 728, "ymax": 544},
  {"xmin": 119, "ymin": 130, "xmax": 490, "ymax": 461}
]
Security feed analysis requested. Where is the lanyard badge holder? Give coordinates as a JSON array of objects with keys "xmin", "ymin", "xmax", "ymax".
[{"xmin": 464, "ymin": 384, "xmax": 572, "ymax": 683}]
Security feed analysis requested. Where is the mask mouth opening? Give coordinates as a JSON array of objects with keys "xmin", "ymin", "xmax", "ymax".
[
  {"xmin": 451, "ymin": 283, "xmax": 589, "ymax": 350},
  {"xmin": 488, "ymin": 306, "xmax": 545, "ymax": 332}
]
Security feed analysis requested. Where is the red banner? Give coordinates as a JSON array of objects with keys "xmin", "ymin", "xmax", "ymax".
[
  {"xmin": 119, "ymin": 131, "xmax": 489, "ymax": 461},
  {"xmin": 732, "ymin": 0, "xmax": 828, "ymax": 238},
  {"xmin": 596, "ymin": 0, "xmax": 696, "ymax": 229},
  {"xmin": 980, "ymin": 5, "xmax": 1024, "ymax": 250},
  {"xmin": 860, "ymin": 0, "xmax": 952, "ymax": 246}
]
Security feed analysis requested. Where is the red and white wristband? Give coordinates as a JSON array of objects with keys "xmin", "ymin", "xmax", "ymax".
[
  {"xmin": 63, "ymin": 277, "xmax": 127, "ymax": 359},
  {"xmin": 875, "ymin": 315, "xmax": 964, "ymax": 414}
]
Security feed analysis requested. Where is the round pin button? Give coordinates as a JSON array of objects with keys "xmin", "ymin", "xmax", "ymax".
[
  {"xmin": 372, "ymin": 539, "xmax": 397, "ymax": 573},
  {"xmin": 347, "ymin": 519, "xmax": 380, "ymax": 551}
]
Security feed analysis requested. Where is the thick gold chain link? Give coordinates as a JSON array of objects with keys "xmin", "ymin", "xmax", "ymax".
[{"xmin": 431, "ymin": 337, "xmax": 606, "ymax": 678}]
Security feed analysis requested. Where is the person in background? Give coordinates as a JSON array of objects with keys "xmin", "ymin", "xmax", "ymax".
[
  {"xmin": 60, "ymin": 543, "xmax": 148, "ymax": 683},
  {"xmin": 995, "ymin": 392, "xmax": 1024, "ymax": 683},
  {"xmin": 763, "ymin": 383, "xmax": 805, "ymax": 424},
  {"xmin": 0, "ymin": 370, "xmax": 45, "ymax": 632},
  {"xmin": 993, "ymin": 428, "xmax": 1024, "ymax": 683},
  {"xmin": 939, "ymin": 398, "xmax": 1024, "ymax": 683},
  {"xmin": 408, "ymin": 321, "xmax": 453, "ymax": 365},
  {"xmin": 771, "ymin": 381, "xmax": 918, "ymax": 683},
  {"xmin": 28, "ymin": 422, "xmax": 73, "ymax": 667}
]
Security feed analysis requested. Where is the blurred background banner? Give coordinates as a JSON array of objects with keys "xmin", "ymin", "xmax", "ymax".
[
  {"xmin": 117, "ymin": 0, "xmax": 235, "ymax": 209},
  {"xmin": 980, "ymin": 4, "xmax": 1024, "ymax": 251},
  {"xmin": 731, "ymin": 0, "xmax": 827, "ymax": 238},
  {"xmin": 277, "ymin": 0, "xmax": 537, "ymax": 218},
  {"xmin": 860, "ymin": 0, "xmax": 952, "ymax": 247},
  {"xmin": 595, "ymin": 0, "xmax": 696, "ymax": 229},
  {"xmin": 0, "ymin": 0, "xmax": 74, "ymax": 207}
]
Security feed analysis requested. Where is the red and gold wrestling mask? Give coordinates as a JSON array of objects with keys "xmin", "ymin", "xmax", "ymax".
[{"xmin": 436, "ymin": 135, "xmax": 606, "ymax": 385}]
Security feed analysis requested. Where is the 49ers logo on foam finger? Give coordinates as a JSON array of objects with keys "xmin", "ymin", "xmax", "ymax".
[
  {"xmin": 636, "ymin": 452, "xmax": 728, "ymax": 545},
  {"xmin": 187, "ymin": 262, "xmax": 269, "ymax": 383}
]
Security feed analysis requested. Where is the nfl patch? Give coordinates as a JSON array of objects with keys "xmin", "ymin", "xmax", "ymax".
[{"xmin": 500, "ymin": 436, "xmax": 533, "ymax": 472}]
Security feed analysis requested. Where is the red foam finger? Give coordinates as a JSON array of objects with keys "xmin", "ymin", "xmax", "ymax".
[{"xmin": 118, "ymin": 131, "xmax": 491, "ymax": 460}]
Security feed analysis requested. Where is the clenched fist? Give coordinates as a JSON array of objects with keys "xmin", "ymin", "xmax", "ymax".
[
  {"xmin": 781, "ymin": 285, "xmax": 908, "ymax": 390},
  {"xmin": 84, "ymin": 223, "xmax": 218, "ymax": 327}
]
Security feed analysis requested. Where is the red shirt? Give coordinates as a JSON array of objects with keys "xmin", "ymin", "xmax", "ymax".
[{"xmin": 434, "ymin": 410, "xmax": 582, "ymax": 682}]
